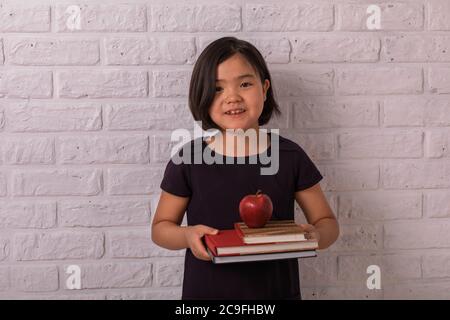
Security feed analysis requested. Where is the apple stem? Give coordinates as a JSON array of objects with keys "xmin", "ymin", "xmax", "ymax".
[{"xmin": 256, "ymin": 189, "xmax": 262, "ymax": 196}]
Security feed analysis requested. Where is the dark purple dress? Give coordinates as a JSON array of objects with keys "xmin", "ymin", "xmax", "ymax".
[{"xmin": 159, "ymin": 132, "xmax": 323, "ymax": 300}]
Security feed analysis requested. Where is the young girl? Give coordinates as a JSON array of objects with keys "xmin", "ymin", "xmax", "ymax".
[{"xmin": 151, "ymin": 37, "xmax": 339, "ymax": 300}]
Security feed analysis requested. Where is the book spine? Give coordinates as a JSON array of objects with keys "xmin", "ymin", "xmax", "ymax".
[
  {"xmin": 234, "ymin": 222, "xmax": 245, "ymax": 239},
  {"xmin": 204, "ymin": 235, "xmax": 218, "ymax": 256}
]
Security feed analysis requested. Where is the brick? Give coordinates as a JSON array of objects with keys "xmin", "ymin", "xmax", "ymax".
[
  {"xmin": 337, "ymin": 3, "xmax": 423, "ymax": 31},
  {"xmin": 150, "ymin": 134, "xmax": 185, "ymax": 164},
  {"xmin": 384, "ymin": 97, "xmax": 450, "ymax": 127},
  {"xmin": 338, "ymin": 254, "xmax": 421, "ymax": 283},
  {"xmin": 338, "ymin": 130, "xmax": 423, "ymax": 158},
  {"xmin": 12, "ymin": 169, "xmax": 102, "ymax": 196},
  {"xmin": 281, "ymin": 132, "xmax": 335, "ymax": 160},
  {"xmin": 429, "ymin": 0, "xmax": 450, "ymax": 30},
  {"xmin": 107, "ymin": 289, "xmax": 181, "ymax": 300},
  {"xmin": 260, "ymin": 101, "xmax": 290, "ymax": 130},
  {"xmin": 147, "ymin": 241, "xmax": 185, "ymax": 258},
  {"xmin": 12, "ymin": 265, "xmax": 59, "ymax": 292},
  {"xmin": 382, "ymin": 160, "xmax": 450, "ymax": 189},
  {"xmin": 0, "ymin": 106, "xmax": 4, "ymax": 130},
  {"xmin": 32, "ymin": 293, "xmax": 105, "ymax": 300},
  {"xmin": 105, "ymin": 37, "xmax": 196, "ymax": 65},
  {"xmin": 0, "ymin": 172, "xmax": 6, "ymax": 196},
  {"xmin": 303, "ymin": 285, "xmax": 383, "ymax": 300},
  {"xmin": 104, "ymin": 102, "xmax": 193, "ymax": 131},
  {"xmin": 245, "ymin": 3, "xmax": 334, "ymax": 31},
  {"xmin": 425, "ymin": 191, "xmax": 450, "ymax": 218},
  {"xmin": 106, "ymin": 291, "xmax": 150, "ymax": 300},
  {"xmin": 14, "ymin": 231, "xmax": 104, "ymax": 260},
  {"xmin": 56, "ymin": 4, "xmax": 146, "ymax": 32},
  {"xmin": 384, "ymin": 280, "xmax": 450, "ymax": 299},
  {"xmin": 7, "ymin": 38, "xmax": 99, "ymax": 65},
  {"xmin": 1, "ymin": 137, "xmax": 54, "ymax": 164},
  {"xmin": 293, "ymin": 98, "xmax": 379, "ymax": 129},
  {"xmin": 58, "ymin": 135, "xmax": 149, "ymax": 164},
  {"xmin": 330, "ymin": 224, "xmax": 381, "ymax": 252},
  {"xmin": 155, "ymin": 260, "xmax": 184, "ymax": 287},
  {"xmin": 57, "ymin": 70, "xmax": 147, "ymax": 98},
  {"xmin": 339, "ymin": 191, "xmax": 422, "ymax": 221},
  {"xmin": 62, "ymin": 262, "xmax": 152, "ymax": 289},
  {"xmin": 149, "ymin": 70, "xmax": 190, "ymax": 97},
  {"xmin": 151, "ymin": 4, "xmax": 240, "ymax": 32},
  {"xmin": 321, "ymin": 164, "xmax": 379, "ymax": 191},
  {"xmin": 200, "ymin": 36, "xmax": 290, "ymax": 64},
  {"xmin": 0, "ymin": 236, "xmax": 9, "ymax": 261},
  {"xmin": 0, "ymin": 201, "xmax": 56, "ymax": 228},
  {"xmin": 106, "ymin": 168, "xmax": 162, "ymax": 195},
  {"xmin": 383, "ymin": 97, "xmax": 425, "ymax": 127},
  {"xmin": 0, "ymin": 5, "xmax": 50, "ymax": 32},
  {"xmin": 291, "ymin": 35, "xmax": 380, "ymax": 62},
  {"xmin": 109, "ymin": 229, "xmax": 153, "ymax": 258},
  {"xmin": 337, "ymin": 66, "xmax": 423, "ymax": 95},
  {"xmin": 384, "ymin": 220, "xmax": 450, "ymax": 249},
  {"xmin": 423, "ymin": 252, "xmax": 450, "ymax": 278},
  {"xmin": 424, "ymin": 99, "xmax": 450, "ymax": 126},
  {"xmin": 0, "ymin": 71, "xmax": 52, "ymax": 98},
  {"xmin": 429, "ymin": 66, "xmax": 450, "ymax": 94},
  {"xmin": 383, "ymin": 35, "xmax": 450, "ymax": 62},
  {"xmin": 0, "ymin": 40, "xmax": 3, "ymax": 64},
  {"xmin": 150, "ymin": 133, "xmax": 178, "ymax": 163},
  {"xmin": 59, "ymin": 199, "xmax": 150, "ymax": 227},
  {"xmin": 425, "ymin": 129, "xmax": 450, "ymax": 158},
  {"xmin": 299, "ymin": 255, "xmax": 337, "ymax": 286},
  {"xmin": 6, "ymin": 102, "xmax": 101, "ymax": 132},
  {"xmin": 0, "ymin": 267, "xmax": 9, "ymax": 291},
  {"xmin": 272, "ymin": 67, "xmax": 334, "ymax": 96}
]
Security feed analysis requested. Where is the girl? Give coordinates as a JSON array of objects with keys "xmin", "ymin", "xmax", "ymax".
[{"xmin": 151, "ymin": 37, "xmax": 339, "ymax": 300}]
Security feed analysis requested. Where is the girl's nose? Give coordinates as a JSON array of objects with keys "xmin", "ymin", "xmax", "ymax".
[{"xmin": 224, "ymin": 90, "xmax": 242, "ymax": 103}]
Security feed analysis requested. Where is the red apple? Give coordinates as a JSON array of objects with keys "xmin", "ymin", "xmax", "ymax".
[{"xmin": 239, "ymin": 190, "xmax": 273, "ymax": 228}]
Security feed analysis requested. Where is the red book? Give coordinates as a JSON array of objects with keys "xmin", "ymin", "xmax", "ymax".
[{"xmin": 204, "ymin": 229, "xmax": 318, "ymax": 257}]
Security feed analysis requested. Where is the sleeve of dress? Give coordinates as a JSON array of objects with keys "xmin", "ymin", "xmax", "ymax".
[
  {"xmin": 295, "ymin": 146, "xmax": 324, "ymax": 192},
  {"xmin": 160, "ymin": 157, "xmax": 192, "ymax": 198}
]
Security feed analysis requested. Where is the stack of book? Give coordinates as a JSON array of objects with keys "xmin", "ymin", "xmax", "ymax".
[{"xmin": 204, "ymin": 220, "xmax": 318, "ymax": 264}]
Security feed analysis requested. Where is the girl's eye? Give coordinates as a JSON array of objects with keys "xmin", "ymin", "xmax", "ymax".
[
  {"xmin": 241, "ymin": 82, "xmax": 252, "ymax": 88},
  {"xmin": 215, "ymin": 87, "xmax": 223, "ymax": 93}
]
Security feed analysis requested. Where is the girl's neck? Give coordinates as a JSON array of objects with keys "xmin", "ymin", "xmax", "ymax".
[{"xmin": 206, "ymin": 127, "xmax": 270, "ymax": 157}]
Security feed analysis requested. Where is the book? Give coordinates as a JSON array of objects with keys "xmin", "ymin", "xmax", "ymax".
[
  {"xmin": 207, "ymin": 247, "xmax": 317, "ymax": 264},
  {"xmin": 204, "ymin": 229, "xmax": 318, "ymax": 257},
  {"xmin": 234, "ymin": 219, "xmax": 311, "ymax": 244}
]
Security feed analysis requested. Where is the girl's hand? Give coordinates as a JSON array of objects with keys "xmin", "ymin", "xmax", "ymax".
[
  {"xmin": 299, "ymin": 223, "xmax": 321, "ymax": 244},
  {"xmin": 184, "ymin": 224, "xmax": 219, "ymax": 261}
]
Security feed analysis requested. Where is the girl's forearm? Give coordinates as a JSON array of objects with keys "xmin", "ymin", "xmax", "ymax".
[
  {"xmin": 151, "ymin": 221, "xmax": 189, "ymax": 250},
  {"xmin": 315, "ymin": 217, "xmax": 340, "ymax": 250}
]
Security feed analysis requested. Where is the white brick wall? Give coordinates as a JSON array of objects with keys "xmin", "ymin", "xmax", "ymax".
[{"xmin": 0, "ymin": 0, "xmax": 449, "ymax": 300}]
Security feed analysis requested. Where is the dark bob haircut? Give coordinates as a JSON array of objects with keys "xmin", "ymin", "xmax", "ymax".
[{"xmin": 188, "ymin": 37, "xmax": 281, "ymax": 131}]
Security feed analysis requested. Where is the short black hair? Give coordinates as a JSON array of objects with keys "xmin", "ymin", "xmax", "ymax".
[{"xmin": 189, "ymin": 37, "xmax": 281, "ymax": 131}]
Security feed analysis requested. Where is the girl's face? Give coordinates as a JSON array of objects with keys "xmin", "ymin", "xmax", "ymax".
[{"xmin": 209, "ymin": 53, "xmax": 270, "ymax": 132}]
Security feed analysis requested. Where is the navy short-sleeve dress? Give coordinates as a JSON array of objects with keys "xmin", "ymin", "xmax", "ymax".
[{"xmin": 159, "ymin": 132, "xmax": 323, "ymax": 300}]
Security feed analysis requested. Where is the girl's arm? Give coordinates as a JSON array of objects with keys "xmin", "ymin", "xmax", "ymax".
[
  {"xmin": 295, "ymin": 183, "xmax": 339, "ymax": 250},
  {"xmin": 151, "ymin": 191, "xmax": 218, "ymax": 261},
  {"xmin": 151, "ymin": 191, "xmax": 190, "ymax": 250}
]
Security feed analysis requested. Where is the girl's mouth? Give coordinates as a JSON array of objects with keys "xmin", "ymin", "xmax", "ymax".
[{"xmin": 225, "ymin": 109, "xmax": 246, "ymax": 117}]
